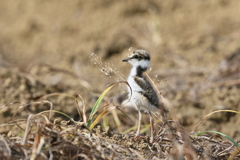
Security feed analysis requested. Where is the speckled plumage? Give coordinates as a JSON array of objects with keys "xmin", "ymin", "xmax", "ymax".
[{"xmin": 122, "ymin": 49, "xmax": 163, "ymax": 143}]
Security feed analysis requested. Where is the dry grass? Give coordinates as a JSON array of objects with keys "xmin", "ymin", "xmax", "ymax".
[
  {"xmin": 0, "ymin": 99, "xmax": 240, "ymax": 159},
  {"xmin": 1, "ymin": 69, "xmax": 240, "ymax": 160}
]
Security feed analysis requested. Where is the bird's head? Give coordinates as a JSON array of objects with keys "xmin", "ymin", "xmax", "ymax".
[{"xmin": 122, "ymin": 49, "xmax": 150, "ymax": 69}]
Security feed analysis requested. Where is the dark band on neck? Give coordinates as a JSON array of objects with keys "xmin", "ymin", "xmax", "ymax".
[{"xmin": 136, "ymin": 66, "xmax": 147, "ymax": 77}]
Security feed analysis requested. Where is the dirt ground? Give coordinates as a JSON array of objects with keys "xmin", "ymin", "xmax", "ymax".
[{"xmin": 0, "ymin": 0, "xmax": 240, "ymax": 159}]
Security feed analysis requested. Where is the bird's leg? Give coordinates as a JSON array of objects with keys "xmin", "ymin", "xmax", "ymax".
[
  {"xmin": 148, "ymin": 111, "xmax": 154, "ymax": 143},
  {"xmin": 134, "ymin": 108, "xmax": 142, "ymax": 140}
]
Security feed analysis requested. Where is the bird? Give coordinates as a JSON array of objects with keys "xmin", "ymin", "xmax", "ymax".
[{"xmin": 122, "ymin": 49, "xmax": 165, "ymax": 143}]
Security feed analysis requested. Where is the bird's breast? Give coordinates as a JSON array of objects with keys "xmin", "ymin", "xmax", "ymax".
[{"xmin": 127, "ymin": 76, "xmax": 143, "ymax": 92}]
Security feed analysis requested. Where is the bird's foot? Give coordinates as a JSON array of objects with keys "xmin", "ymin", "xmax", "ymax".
[
  {"xmin": 149, "ymin": 137, "xmax": 154, "ymax": 143},
  {"xmin": 134, "ymin": 135, "xmax": 143, "ymax": 141}
]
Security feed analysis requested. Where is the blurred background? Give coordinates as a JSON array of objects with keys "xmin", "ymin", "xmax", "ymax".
[{"xmin": 0, "ymin": 0, "xmax": 240, "ymax": 138}]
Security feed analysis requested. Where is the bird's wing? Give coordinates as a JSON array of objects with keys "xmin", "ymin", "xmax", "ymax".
[
  {"xmin": 133, "ymin": 76, "xmax": 150, "ymax": 90},
  {"xmin": 133, "ymin": 76, "xmax": 160, "ymax": 107}
]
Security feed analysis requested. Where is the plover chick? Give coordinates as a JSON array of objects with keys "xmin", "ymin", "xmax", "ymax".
[{"xmin": 122, "ymin": 49, "xmax": 164, "ymax": 143}]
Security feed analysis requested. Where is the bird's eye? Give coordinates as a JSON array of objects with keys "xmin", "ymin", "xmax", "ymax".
[{"xmin": 133, "ymin": 55, "xmax": 138, "ymax": 59}]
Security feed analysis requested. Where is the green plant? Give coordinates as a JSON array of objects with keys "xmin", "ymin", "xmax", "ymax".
[{"xmin": 86, "ymin": 81, "xmax": 131, "ymax": 130}]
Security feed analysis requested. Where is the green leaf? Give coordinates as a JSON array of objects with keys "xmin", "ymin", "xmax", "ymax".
[{"xmin": 87, "ymin": 81, "xmax": 131, "ymax": 128}]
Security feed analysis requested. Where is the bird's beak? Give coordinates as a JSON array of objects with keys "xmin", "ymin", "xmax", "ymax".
[{"xmin": 122, "ymin": 57, "xmax": 131, "ymax": 62}]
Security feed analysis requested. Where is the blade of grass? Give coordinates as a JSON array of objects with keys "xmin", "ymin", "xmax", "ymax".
[
  {"xmin": 102, "ymin": 112, "xmax": 109, "ymax": 131},
  {"xmin": 87, "ymin": 81, "xmax": 131, "ymax": 128},
  {"xmin": 87, "ymin": 84, "xmax": 115, "ymax": 127},
  {"xmin": 112, "ymin": 109, "xmax": 121, "ymax": 132},
  {"xmin": 37, "ymin": 92, "xmax": 75, "ymax": 101},
  {"xmin": 75, "ymin": 95, "xmax": 87, "ymax": 125},
  {"xmin": 89, "ymin": 106, "xmax": 116, "ymax": 130},
  {"xmin": 193, "ymin": 110, "xmax": 240, "ymax": 132},
  {"xmin": 21, "ymin": 114, "xmax": 33, "ymax": 146},
  {"xmin": 196, "ymin": 131, "xmax": 239, "ymax": 147},
  {"xmin": 30, "ymin": 133, "xmax": 40, "ymax": 160},
  {"xmin": 10, "ymin": 100, "xmax": 53, "ymax": 122},
  {"xmin": 35, "ymin": 110, "xmax": 75, "ymax": 123}
]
